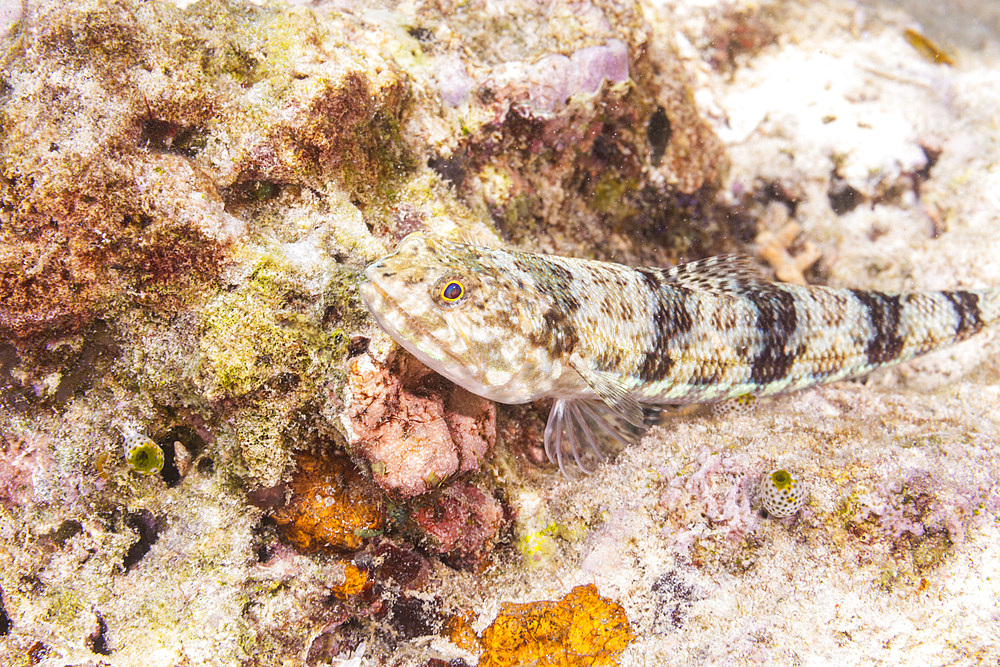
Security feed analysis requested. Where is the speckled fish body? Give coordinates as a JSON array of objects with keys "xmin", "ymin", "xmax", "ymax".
[{"xmin": 361, "ymin": 232, "xmax": 1000, "ymax": 475}]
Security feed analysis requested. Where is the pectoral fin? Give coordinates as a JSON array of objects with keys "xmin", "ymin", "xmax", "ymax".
[
  {"xmin": 544, "ymin": 399, "xmax": 642, "ymax": 478},
  {"xmin": 569, "ymin": 354, "xmax": 645, "ymax": 428}
]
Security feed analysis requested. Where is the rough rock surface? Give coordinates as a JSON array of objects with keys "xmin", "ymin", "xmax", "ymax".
[{"xmin": 2, "ymin": 0, "xmax": 1000, "ymax": 665}]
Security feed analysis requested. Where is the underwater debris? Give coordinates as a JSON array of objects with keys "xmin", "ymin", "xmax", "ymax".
[
  {"xmin": 758, "ymin": 469, "xmax": 808, "ymax": 518},
  {"xmin": 903, "ymin": 28, "xmax": 954, "ymax": 66},
  {"xmin": 116, "ymin": 422, "xmax": 165, "ymax": 476}
]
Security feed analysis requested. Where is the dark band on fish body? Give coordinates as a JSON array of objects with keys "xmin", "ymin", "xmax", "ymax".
[
  {"xmin": 746, "ymin": 285, "xmax": 800, "ymax": 384},
  {"xmin": 851, "ymin": 289, "xmax": 905, "ymax": 365},
  {"xmin": 944, "ymin": 290, "xmax": 983, "ymax": 340},
  {"xmin": 686, "ymin": 362, "xmax": 723, "ymax": 386},
  {"xmin": 534, "ymin": 258, "xmax": 582, "ymax": 316},
  {"xmin": 636, "ymin": 269, "xmax": 693, "ymax": 382},
  {"xmin": 535, "ymin": 308, "xmax": 577, "ymax": 356}
]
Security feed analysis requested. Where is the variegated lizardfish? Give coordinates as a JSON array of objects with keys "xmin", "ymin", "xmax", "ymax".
[{"xmin": 361, "ymin": 232, "xmax": 998, "ymax": 476}]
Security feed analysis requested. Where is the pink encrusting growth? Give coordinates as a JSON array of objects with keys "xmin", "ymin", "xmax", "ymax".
[
  {"xmin": 344, "ymin": 341, "xmax": 496, "ymax": 498},
  {"xmin": 411, "ymin": 481, "xmax": 509, "ymax": 568},
  {"xmin": 0, "ymin": 429, "xmax": 53, "ymax": 507}
]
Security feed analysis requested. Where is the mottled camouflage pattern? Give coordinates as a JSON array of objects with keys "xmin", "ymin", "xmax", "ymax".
[{"xmin": 361, "ymin": 232, "xmax": 999, "ymax": 473}]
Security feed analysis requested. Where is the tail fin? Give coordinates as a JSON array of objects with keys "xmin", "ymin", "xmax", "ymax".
[{"xmin": 859, "ymin": 286, "xmax": 999, "ymax": 373}]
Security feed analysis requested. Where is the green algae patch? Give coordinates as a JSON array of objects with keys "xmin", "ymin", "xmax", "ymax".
[
  {"xmin": 197, "ymin": 256, "xmax": 344, "ymax": 399},
  {"xmin": 225, "ymin": 404, "xmax": 294, "ymax": 489},
  {"xmin": 589, "ymin": 172, "xmax": 640, "ymax": 216}
]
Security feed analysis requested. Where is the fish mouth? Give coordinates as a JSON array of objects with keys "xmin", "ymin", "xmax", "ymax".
[{"xmin": 360, "ymin": 275, "xmax": 472, "ymax": 376}]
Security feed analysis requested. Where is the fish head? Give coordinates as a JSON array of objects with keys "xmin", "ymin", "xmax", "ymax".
[{"xmin": 361, "ymin": 232, "xmax": 557, "ymax": 403}]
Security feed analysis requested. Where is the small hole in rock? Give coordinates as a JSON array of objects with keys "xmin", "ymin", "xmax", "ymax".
[
  {"xmin": 155, "ymin": 425, "xmax": 205, "ymax": 487},
  {"xmin": 158, "ymin": 441, "xmax": 181, "ymax": 486},
  {"xmin": 828, "ymin": 172, "xmax": 863, "ymax": 215},
  {"xmin": 428, "ymin": 155, "xmax": 466, "ymax": 189},
  {"xmin": 252, "ymin": 516, "xmax": 280, "ymax": 563},
  {"xmin": 27, "ymin": 641, "xmax": 49, "ymax": 664},
  {"xmin": 389, "ymin": 595, "xmax": 442, "ymax": 640},
  {"xmin": 197, "ymin": 457, "xmax": 215, "ymax": 475},
  {"xmin": 228, "ymin": 179, "xmax": 282, "ymax": 204},
  {"xmin": 0, "ymin": 586, "xmax": 11, "ymax": 636},
  {"xmin": 87, "ymin": 611, "xmax": 111, "ymax": 655},
  {"xmin": 139, "ymin": 119, "xmax": 207, "ymax": 156},
  {"xmin": 407, "ymin": 26, "xmax": 433, "ymax": 42},
  {"xmin": 647, "ymin": 107, "xmax": 672, "ymax": 165},
  {"xmin": 39, "ymin": 520, "xmax": 82, "ymax": 549},
  {"xmin": 122, "ymin": 510, "xmax": 164, "ymax": 572}
]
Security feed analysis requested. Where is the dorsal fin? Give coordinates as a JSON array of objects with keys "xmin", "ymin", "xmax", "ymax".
[
  {"xmin": 655, "ymin": 254, "xmax": 766, "ymax": 293},
  {"xmin": 453, "ymin": 228, "xmax": 503, "ymax": 248}
]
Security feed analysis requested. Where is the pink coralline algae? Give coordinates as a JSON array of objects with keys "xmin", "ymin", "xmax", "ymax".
[
  {"xmin": 435, "ymin": 56, "xmax": 476, "ymax": 108},
  {"xmin": 658, "ymin": 450, "xmax": 759, "ymax": 553},
  {"xmin": 485, "ymin": 40, "xmax": 630, "ymax": 115},
  {"xmin": 0, "ymin": 430, "xmax": 52, "ymax": 506},
  {"xmin": 857, "ymin": 472, "xmax": 985, "ymax": 545},
  {"xmin": 344, "ymin": 343, "xmax": 496, "ymax": 497},
  {"xmin": 410, "ymin": 481, "xmax": 508, "ymax": 569}
]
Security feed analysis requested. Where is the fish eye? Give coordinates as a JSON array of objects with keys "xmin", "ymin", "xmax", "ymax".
[
  {"xmin": 433, "ymin": 276, "xmax": 473, "ymax": 308},
  {"xmin": 441, "ymin": 281, "xmax": 464, "ymax": 302}
]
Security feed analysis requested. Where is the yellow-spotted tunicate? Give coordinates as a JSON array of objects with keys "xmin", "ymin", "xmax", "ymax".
[
  {"xmin": 758, "ymin": 469, "xmax": 807, "ymax": 518},
  {"xmin": 116, "ymin": 422, "xmax": 164, "ymax": 476}
]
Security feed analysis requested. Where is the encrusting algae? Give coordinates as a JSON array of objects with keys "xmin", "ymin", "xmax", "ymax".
[
  {"xmin": 447, "ymin": 584, "xmax": 636, "ymax": 667},
  {"xmin": 270, "ymin": 452, "xmax": 385, "ymax": 553}
]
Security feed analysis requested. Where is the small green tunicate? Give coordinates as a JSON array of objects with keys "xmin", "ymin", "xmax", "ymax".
[
  {"xmin": 117, "ymin": 423, "xmax": 164, "ymax": 476},
  {"xmin": 758, "ymin": 469, "xmax": 807, "ymax": 518}
]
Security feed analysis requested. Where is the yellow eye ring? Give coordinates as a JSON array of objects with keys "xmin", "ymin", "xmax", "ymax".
[{"xmin": 441, "ymin": 281, "xmax": 464, "ymax": 302}]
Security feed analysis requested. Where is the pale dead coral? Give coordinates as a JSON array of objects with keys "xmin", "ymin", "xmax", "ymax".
[
  {"xmin": 344, "ymin": 339, "xmax": 496, "ymax": 497},
  {"xmin": 755, "ymin": 204, "xmax": 822, "ymax": 285}
]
